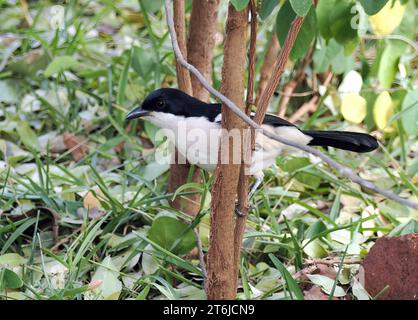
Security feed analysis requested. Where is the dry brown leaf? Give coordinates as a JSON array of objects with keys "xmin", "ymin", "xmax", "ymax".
[
  {"xmin": 304, "ymin": 285, "xmax": 330, "ymax": 300},
  {"xmin": 83, "ymin": 188, "xmax": 104, "ymax": 210},
  {"xmin": 63, "ymin": 133, "xmax": 88, "ymax": 161}
]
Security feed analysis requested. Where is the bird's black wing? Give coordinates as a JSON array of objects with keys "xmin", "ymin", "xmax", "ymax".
[
  {"xmin": 262, "ymin": 113, "xmax": 297, "ymax": 128},
  {"xmin": 213, "ymin": 107, "xmax": 297, "ymax": 128}
]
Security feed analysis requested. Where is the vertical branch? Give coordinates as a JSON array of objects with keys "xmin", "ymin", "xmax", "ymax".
[
  {"xmin": 254, "ymin": 16, "xmax": 305, "ymax": 124},
  {"xmin": 207, "ymin": 4, "xmax": 249, "ymax": 300},
  {"xmin": 234, "ymin": 0, "xmax": 257, "ymax": 281},
  {"xmin": 277, "ymin": 45, "xmax": 313, "ymax": 117},
  {"xmin": 173, "ymin": 0, "xmax": 193, "ymax": 95},
  {"xmin": 187, "ymin": 0, "xmax": 220, "ymax": 101},
  {"xmin": 168, "ymin": 0, "xmax": 199, "ymax": 214},
  {"xmin": 168, "ymin": 0, "xmax": 220, "ymax": 215},
  {"xmin": 255, "ymin": 34, "xmax": 280, "ymax": 105}
]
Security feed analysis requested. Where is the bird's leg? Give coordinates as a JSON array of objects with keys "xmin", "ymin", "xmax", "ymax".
[
  {"xmin": 234, "ymin": 173, "xmax": 263, "ymax": 217},
  {"xmin": 248, "ymin": 173, "xmax": 263, "ymax": 200}
]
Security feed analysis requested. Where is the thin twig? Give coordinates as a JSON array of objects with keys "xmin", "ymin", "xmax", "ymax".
[
  {"xmin": 235, "ymin": 0, "xmax": 258, "ymax": 280},
  {"xmin": 246, "ymin": 0, "xmax": 257, "ymax": 111},
  {"xmin": 254, "ymin": 15, "xmax": 305, "ymax": 125},
  {"xmin": 306, "ymin": 258, "xmax": 362, "ymax": 265},
  {"xmin": 163, "ymin": 0, "xmax": 418, "ymax": 210},
  {"xmin": 194, "ymin": 229, "xmax": 207, "ymax": 279},
  {"xmin": 363, "ymin": 34, "xmax": 418, "ymax": 54},
  {"xmin": 278, "ymin": 45, "xmax": 313, "ymax": 117}
]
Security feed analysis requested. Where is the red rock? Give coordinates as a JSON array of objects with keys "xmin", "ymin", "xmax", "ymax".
[{"xmin": 363, "ymin": 234, "xmax": 418, "ymax": 300}]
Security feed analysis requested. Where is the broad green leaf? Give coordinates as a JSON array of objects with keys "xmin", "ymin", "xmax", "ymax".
[
  {"xmin": 313, "ymin": 39, "xmax": 341, "ymax": 73},
  {"xmin": 132, "ymin": 46, "xmax": 156, "ymax": 80},
  {"xmin": 141, "ymin": 162, "xmax": 170, "ymax": 182},
  {"xmin": 359, "ymin": 0, "xmax": 389, "ymax": 15},
  {"xmin": 0, "ymin": 139, "xmax": 32, "ymax": 165},
  {"xmin": 259, "ymin": 0, "xmax": 278, "ymax": 20},
  {"xmin": 0, "ymin": 80, "xmax": 18, "ymax": 103},
  {"xmin": 401, "ymin": 90, "xmax": 418, "ymax": 135},
  {"xmin": 282, "ymin": 157, "xmax": 321, "ymax": 189},
  {"xmin": 148, "ymin": 216, "xmax": 196, "ymax": 256},
  {"xmin": 302, "ymin": 239, "xmax": 328, "ymax": 258},
  {"xmin": 230, "ymin": 0, "xmax": 250, "ymax": 11},
  {"xmin": 142, "ymin": 0, "xmax": 163, "ymax": 13},
  {"xmin": 276, "ymin": 2, "xmax": 317, "ymax": 60},
  {"xmin": 305, "ymin": 221, "xmax": 327, "ymax": 239},
  {"xmin": 2, "ymin": 269, "xmax": 23, "ymax": 289},
  {"xmin": 44, "ymin": 55, "xmax": 78, "ymax": 77},
  {"xmin": 142, "ymin": 244, "xmax": 160, "ymax": 275},
  {"xmin": 306, "ymin": 274, "xmax": 346, "ymax": 297},
  {"xmin": 378, "ymin": 45, "xmax": 402, "ymax": 89},
  {"xmin": 0, "ymin": 253, "xmax": 27, "ymax": 268},
  {"xmin": 352, "ymin": 278, "xmax": 370, "ymax": 300},
  {"xmin": 16, "ymin": 121, "xmax": 39, "ymax": 151},
  {"xmin": 86, "ymin": 256, "xmax": 122, "ymax": 300},
  {"xmin": 399, "ymin": 219, "xmax": 418, "ymax": 235},
  {"xmin": 290, "ymin": 0, "xmax": 312, "ymax": 16},
  {"xmin": 317, "ymin": 0, "xmax": 358, "ymax": 52}
]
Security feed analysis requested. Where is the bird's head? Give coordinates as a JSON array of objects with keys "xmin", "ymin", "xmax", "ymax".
[{"xmin": 126, "ymin": 88, "xmax": 194, "ymax": 121}]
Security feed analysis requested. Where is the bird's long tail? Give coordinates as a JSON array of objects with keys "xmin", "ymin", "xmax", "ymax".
[{"xmin": 303, "ymin": 130, "xmax": 378, "ymax": 153}]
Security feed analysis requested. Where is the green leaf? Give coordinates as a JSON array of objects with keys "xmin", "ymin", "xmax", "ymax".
[
  {"xmin": 317, "ymin": 0, "xmax": 358, "ymax": 52},
  {"xmin": 44, "ymin": 55, "xmax": 78, "ymax": 77},
  {"xmin": 230, "ymin": 0, "xmax": 250, "ymax": 11},
  {"xmin": 259, "ymin": 0, "xmax": 278, "ymax": 20},
  {"xmin": 399, "ymin": 219, "xmax": 418, "ymax": 235},
  {"xmin": 16, "ymin": 121, "xmax": 39, "ymax": 151},
  {"xmin": 142, "ymin": 0, "xmax": 163, "ymax": 13},
  {"xmin": 276, "ymin": 2, "xmax": 317, "ymax": 60},
  {"xmin": 282, "ymin": 157, "xmax": 321, "ymax": 189},
  {"xmin": 290, "ymin": 0, "xmax": 312, "ymax": 16},
  {"xmin": 313, "ymin": 39, "xmax": 342, "ymax": 73},
  {"xmin": 401, "ymin": 90, "xmax": 418, "ymax": 135},
  {"xmin": 2, "ymin": 269, "xmax": 23, "ymax": 289},
  {"xmin": 306, "ymin": 274, "xmax": 346, "ymax": 297},
  {"xmin": 377, "ymin": 45, "xmax": 402, "ymax": 89},
  {"xmin": 131, "ymin": 46, "xmax": 156, "ymax": 80},
  {"xmin": 148, "ymin": 216, "xmax": 196, "ymax": 256},
  {"xmin": 359, "ymin": 0, "xmax": 389, "ymax": 15},
  {"xmin": 305, "ymin": 221, "xmax": 327, "ymax": 239},
  {"xmin": 269, "ymin": 254, "xmax": 304, "ymax": 300},
  {"xmin": 86, "ymin": 256, "xmax": 122, "ymax": 300},
  {"xmin": 0, "ymin": 80, "xmax": 19, "ymax": 103},
  {"xmin": 0, "ymin": 253, "xmax": 27, "ymax": 268}
]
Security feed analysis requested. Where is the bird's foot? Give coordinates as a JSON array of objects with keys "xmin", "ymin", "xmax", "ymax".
[{"xmin": 234, "ymin": 203, "xmax": 256, "ymax": 217}]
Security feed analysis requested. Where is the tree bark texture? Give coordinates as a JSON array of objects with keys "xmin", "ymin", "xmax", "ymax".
[
  {"xmin": 206, "ymin": 4, "xmax": 249, "ymax": 300},
  {"xmin": 168, "ymin": 0, "xmax": 219, "ymax": 215}
]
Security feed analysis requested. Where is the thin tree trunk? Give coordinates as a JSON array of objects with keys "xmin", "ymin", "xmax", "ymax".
[
  {"xmin": 187, "ymin": 0, "xmax": 220, "ymax": 101},
  {"xmin": 168, "ymin": 0, "xmax": 219, "ymax": 215},
  {"xmin": 206, "ymin": 4, "xmax": 248, "ymax": 300}
]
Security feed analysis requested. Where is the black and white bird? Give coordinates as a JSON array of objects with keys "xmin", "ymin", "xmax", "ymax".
[{"xmin": 126, "ymin": 88, "xmax": 378, "ymax": 196}]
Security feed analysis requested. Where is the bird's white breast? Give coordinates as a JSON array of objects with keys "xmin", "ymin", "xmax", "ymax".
[{"xmin": 144, "ymin": 111, "xmax": 312, "ymax": 176}]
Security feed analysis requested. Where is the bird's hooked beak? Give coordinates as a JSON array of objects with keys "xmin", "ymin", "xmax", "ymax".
[{"xmin": 125, "ymin": 106, "xmax": 150, "ymax": 121}]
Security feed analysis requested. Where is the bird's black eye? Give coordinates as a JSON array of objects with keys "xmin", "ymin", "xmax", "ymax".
[{"xmin": 156, "ymin": 100, "xmax": 165, "ymax": 108}]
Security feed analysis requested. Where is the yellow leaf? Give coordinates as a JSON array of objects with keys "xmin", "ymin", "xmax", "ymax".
[
  {"xmin": 341, "ymin": 93, "xmax": 367, "ymax": 124},
  {"xmin": 369, "ymin": 1, "xmax": 406, "ymax": 36},
  {"xmin": 373, "ymin": 91, "xmax": 395, "ymax": 133},
  {"xmin": 83, "ymin": 188, "xmax": 104, "ymax": 209}
]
